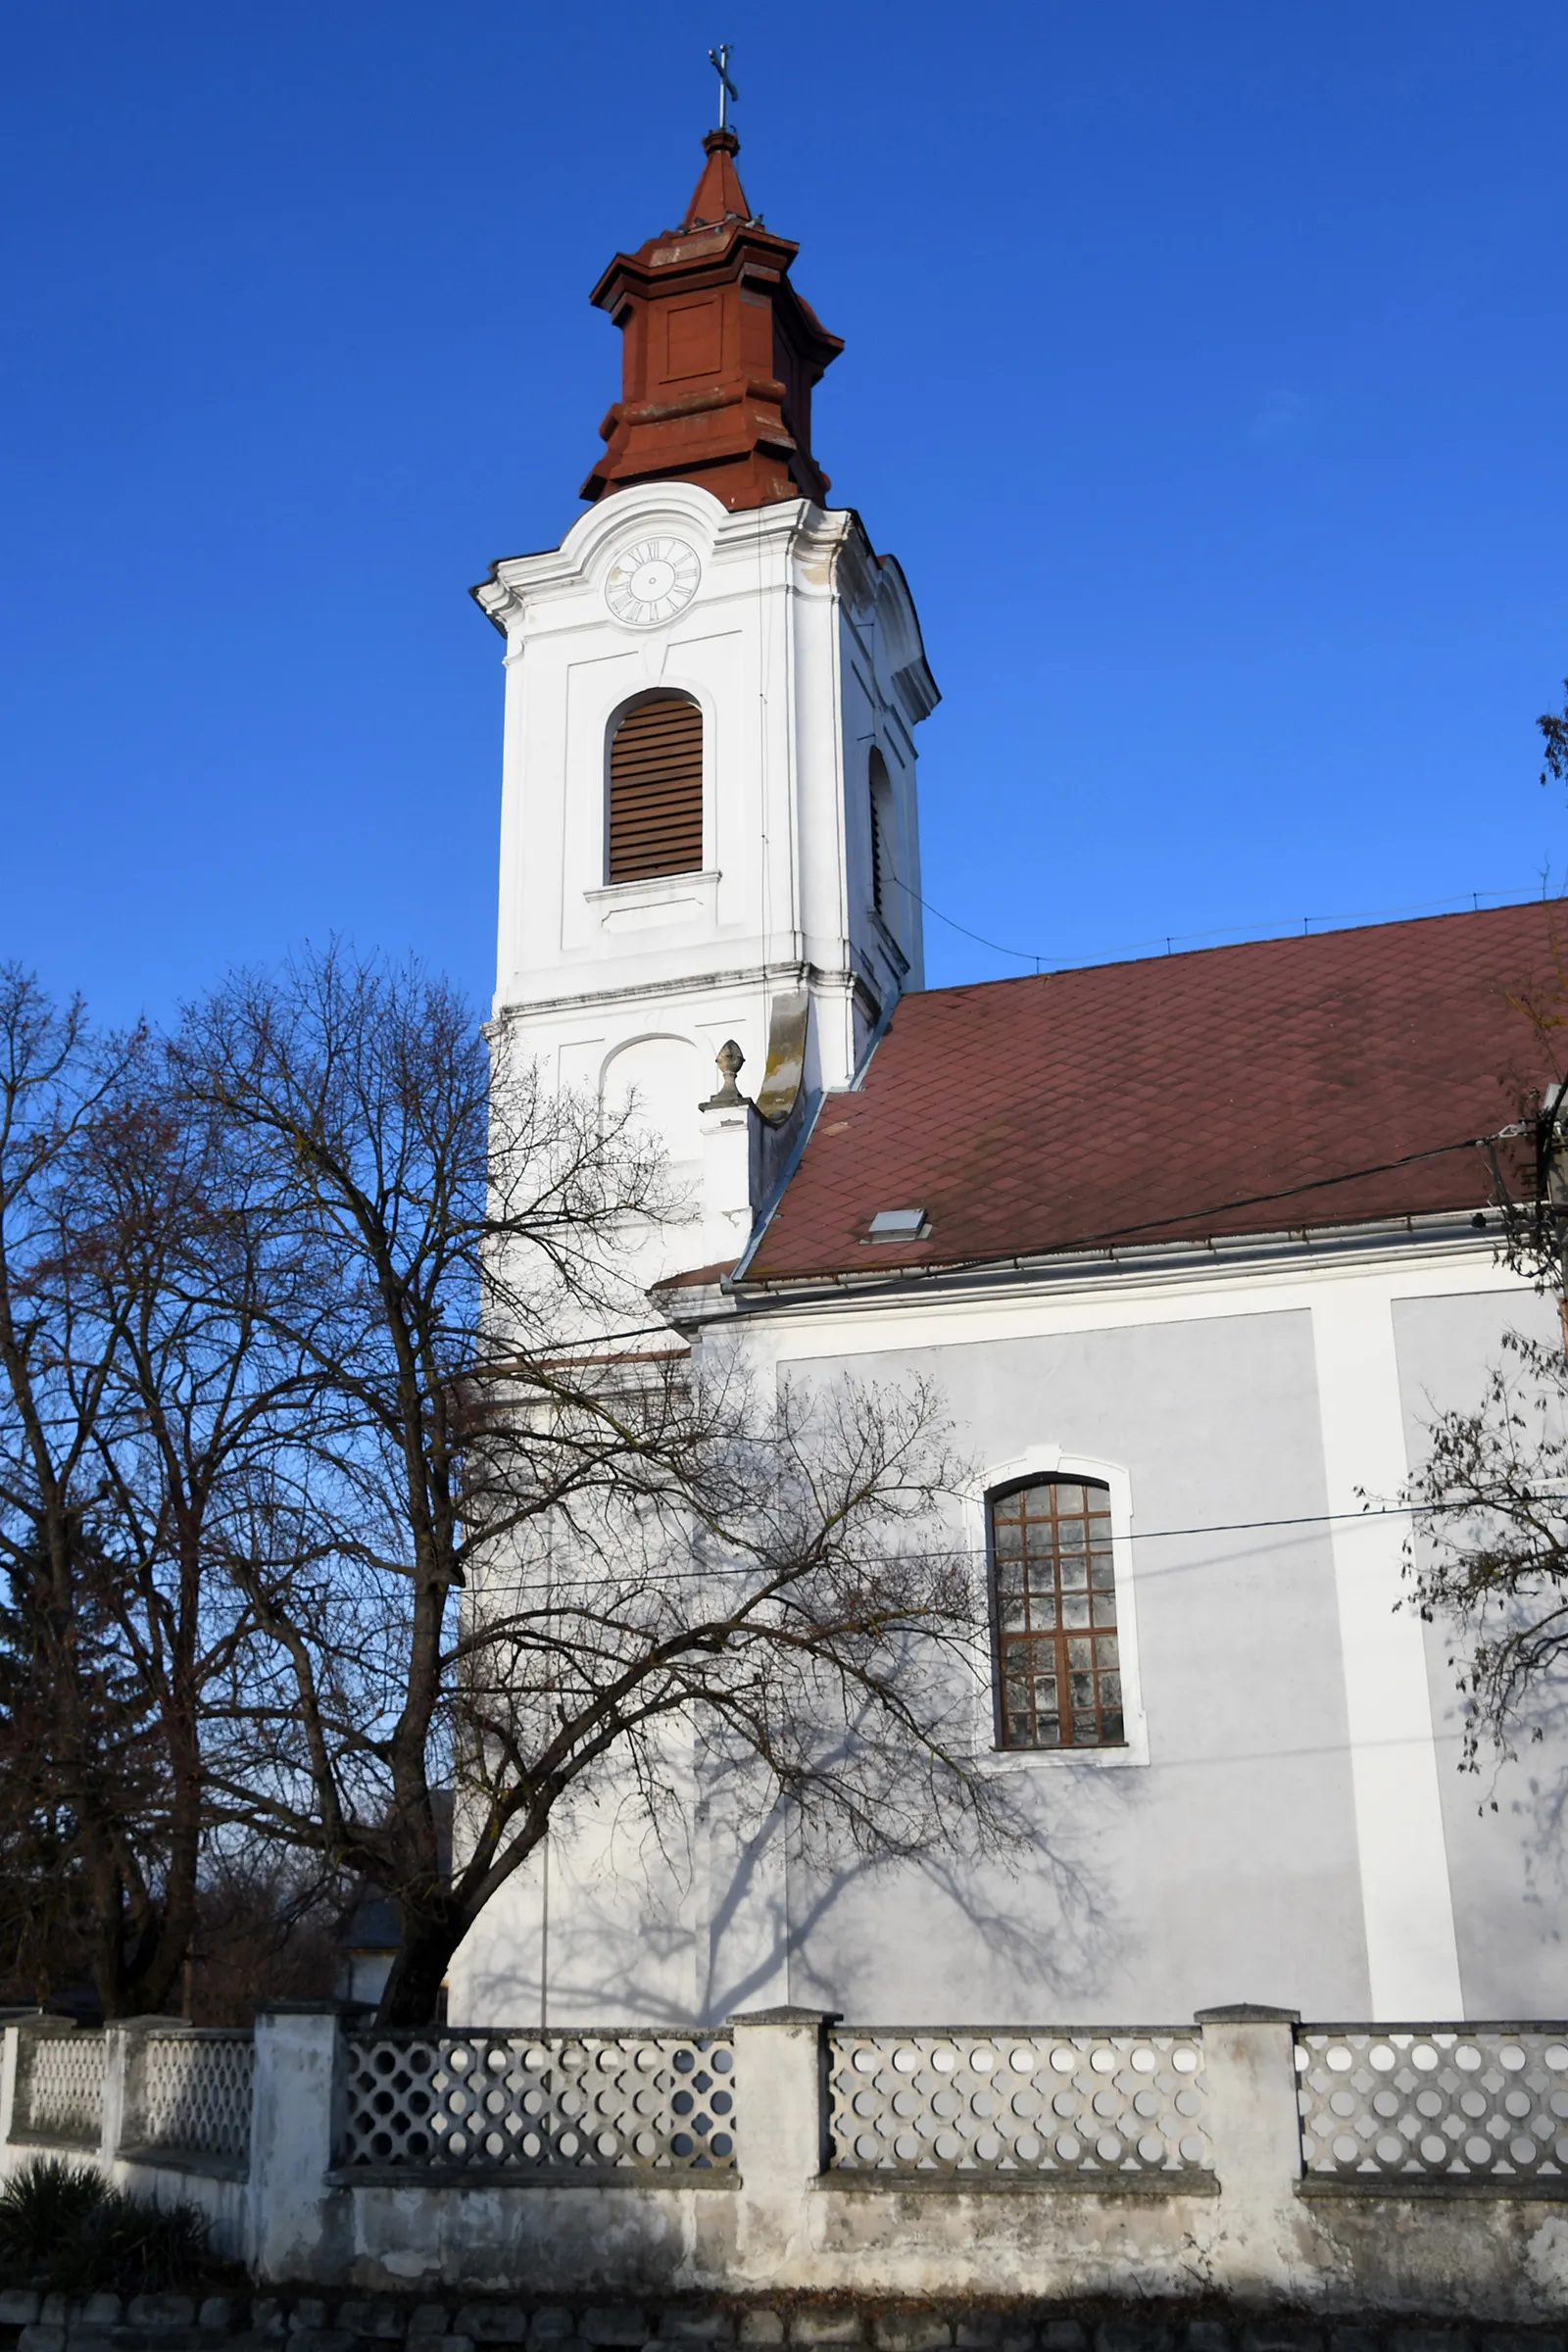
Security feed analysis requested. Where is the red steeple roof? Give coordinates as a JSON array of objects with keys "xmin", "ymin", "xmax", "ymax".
[
  {"xmin": 581, "ymin": 131, "xmax": 844, "ymax": 512},
  {"xmin": 680, "ymin": 126, "xmax": 749, "ymax": 231}
]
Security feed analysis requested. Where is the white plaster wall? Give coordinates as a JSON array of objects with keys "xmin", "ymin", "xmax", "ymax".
[
  {"xmin": 1309, "ymin": 1280, "xmax": 1462, "ymax": 2017},
  {"xmin": 451, "ymin": 1732, "xmax": 710, "ymax": 2031},
  {"xmin": 760, "ymin": 1303, "xmax": 1369, "ymax": 2026},
  {"xmin": 453, "ymin": 1237, "xmax": 1568, "ymax": 2031},
  {"xmin": 1393, "ymin": 1282, "xmax": 1568, "ymax": 2017},
  {"xmin": 0, "ymin": 2138, "xmax": 248, "ymax": 2263},
  {"xmin": 722, "ymin": 1242, "xmax": 1554, "ymax": 2018}
]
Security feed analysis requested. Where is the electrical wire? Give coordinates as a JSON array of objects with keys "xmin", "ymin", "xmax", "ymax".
[
  {"xmin": 476, "ymin": 1493, "xmax": 1568, "ymax": 1605},
  {"xmin": 895, "ymin": 875, "xmax": 1556, "ymax": 977},
  {"xmin": 733, "ymin": 1132, "xmax": 1517, "ymax": 1291},
  {"xmin": 950, "ymin": 1135, "xmax": 1505, "ymax": 1256}
]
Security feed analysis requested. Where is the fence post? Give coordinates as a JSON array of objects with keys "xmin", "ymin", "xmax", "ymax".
[
  {"xmin": 727, "ymin": 2006, "xmax": 835, "ymax": 2286},
  {"xmin": 102, "ymin": 2017, "xmax": 183, "ymax": 2166},
  {"xmin": 2, "ymin": 2017, "xmax": 74, "ymax": 2164},
  {"xmin": 101, "ymin": 2024, "xmax": 129, "ymax": 2166},
  {"xmin": 1194, "ymin": 2002, "xmax": 1310, "ymax": 2305},
  {"xmin": 247, "ymin": 2003, "xmax": 351, "ymax": 2284},
  {"xmin": 0, "ymin": 2019, "xmax": 50, "ymax": 2180},
  {"xmin": 0, "ymin": 2024, "xmax": 23, "ymax": 2163}
]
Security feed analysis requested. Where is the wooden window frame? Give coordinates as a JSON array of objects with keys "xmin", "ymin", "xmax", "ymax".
[{"xmin": 987, "ymin": 1475, "xmax": 1126, "ymax": 1752}]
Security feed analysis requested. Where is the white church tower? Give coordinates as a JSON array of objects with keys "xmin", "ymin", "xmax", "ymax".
[{"xmin": 473, "ymin": 126, "xmax": 939, "ymax": 1280}]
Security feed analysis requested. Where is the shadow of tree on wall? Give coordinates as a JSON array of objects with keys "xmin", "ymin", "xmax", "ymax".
[{"xmin": 504, "ymin": 1761, "xmax": 1132, "ymax": 2027}]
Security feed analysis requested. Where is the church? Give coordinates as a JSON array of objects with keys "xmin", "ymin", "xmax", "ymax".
[{"xmin": 447, "ymin": 121, "xmax": 1565, "ymax": 2035}]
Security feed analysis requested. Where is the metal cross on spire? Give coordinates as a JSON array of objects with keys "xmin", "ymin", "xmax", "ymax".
[{"xmin": 708, "ymin": 41, "xmax": 738, "ymax": 132}]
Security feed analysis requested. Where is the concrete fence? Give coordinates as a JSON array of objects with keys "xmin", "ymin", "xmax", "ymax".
[
  {"xmin": 0, "ymin": 2015, "xmax": 252, "ymax": 2260},
  {"xmin": 5, "ymin": 2004, "xmax": 1568, "ymax": 2319}
]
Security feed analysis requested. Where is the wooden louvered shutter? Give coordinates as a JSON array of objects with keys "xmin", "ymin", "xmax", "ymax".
[
  {"xmin": 868, "ymin": 749, "xmax": 893, "ymax": 917},
  {"xmin": 608, "ymin": 698, "xmax": 704, "ymax": 883}
]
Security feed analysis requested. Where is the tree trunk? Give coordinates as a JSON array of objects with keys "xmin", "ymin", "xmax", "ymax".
[{"xmin": 372, "ymin": 1908, "xmax": 466, "ymax": 2028}]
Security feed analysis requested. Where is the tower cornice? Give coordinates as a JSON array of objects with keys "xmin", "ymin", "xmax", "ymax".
[{"xmin": 472, "ymin": 484, "xmax": 863, "ymax": 638}]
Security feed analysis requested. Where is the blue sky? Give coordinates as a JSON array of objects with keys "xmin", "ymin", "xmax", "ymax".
[{"xmin": 3, "ymin": 2, "xmax": 1566, "ymax": 1027}]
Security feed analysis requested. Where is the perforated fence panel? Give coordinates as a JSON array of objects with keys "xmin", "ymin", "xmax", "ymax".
[
  {"xmin": 135, "ymin": 2032, "xmax": 254, "ymax": 2161},
  {"xmin": 341, "ymin": 2031, "xmax": 736, "ymax": 2174},
  {"xmin": 827, "ymin": 2030, "xmax": 1210, "ymax": 2178},
  {"xmin": 19, "ymin": 2032, "xmax": 106, "ymax": 2147},
  {"xmin": 1296, "ymin": 2026, "xmax": 1568, "ymax": 2182}
]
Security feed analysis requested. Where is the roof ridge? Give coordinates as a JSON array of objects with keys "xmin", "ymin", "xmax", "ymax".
[
  {"xmin": 908, "ymin": 894, "xmax": 1562, "ymax": 1004},
  {"xmin": 742, "ymin": 895, "xmax": 1555, "ymax": 1285}
]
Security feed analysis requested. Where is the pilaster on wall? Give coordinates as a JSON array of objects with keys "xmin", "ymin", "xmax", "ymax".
[{"xmin": 1309, "ymin": 1283, "xmax": 1463, "ymax": 2018}]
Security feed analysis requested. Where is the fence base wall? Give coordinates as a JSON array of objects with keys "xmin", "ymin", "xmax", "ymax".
[
  {"xmin": 111, "ymin": 2153, "xmax": 250, "ymax": 2263},
  {"xmin": 334, "ymin": 2178, "xmax": 735, "ymax": 2297},
  {"xmin": 0, "ymin": 2138, "xmax": 248, "ymax": 2264},
  {"xmin": 285, "ymin": 2173, "xmax": 1568, "ymax": 2322},
  {"xmin": 7, "ymin": 2006, "xmax": 1568, "ymax": 2320}
]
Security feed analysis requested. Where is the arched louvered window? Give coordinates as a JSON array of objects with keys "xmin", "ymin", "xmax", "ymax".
[
  {"xmin": 607, "ymin": 696, "xmax": 704, "ymax": 884},
  {"xmin": 868, "ymin": 747, "xmax": 894, "ymax": 919},
  {"xmin": 989, "ymin": 1478, "xmax": 1123, "ymax": 1749}
]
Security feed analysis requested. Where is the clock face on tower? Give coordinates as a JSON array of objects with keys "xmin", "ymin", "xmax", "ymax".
[{"xmin": 605, "ymin": 538, "xmax": 701, "ymax": 627}]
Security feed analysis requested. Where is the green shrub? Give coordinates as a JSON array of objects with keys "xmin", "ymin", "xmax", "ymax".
[
  {"xmin": 0, "ymin": 2158, "xmax": 104, "ymax": 2267},
  {"xmin": 0, "ymin": 2156, "xmax": 210, "ymax": 2291}
]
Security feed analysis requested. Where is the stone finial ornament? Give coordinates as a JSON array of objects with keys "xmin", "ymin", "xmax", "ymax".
[{"xmin": 700, "ymin": 1040, "xmax": 748, "ymax": 1111}]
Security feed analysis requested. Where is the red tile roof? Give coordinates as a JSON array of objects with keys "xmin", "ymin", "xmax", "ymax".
[{"xmin": 740, "ymin": 901, "xmax": 1565, "ymax": 1286}]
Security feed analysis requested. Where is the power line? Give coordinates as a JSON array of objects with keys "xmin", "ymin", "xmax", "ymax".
[
  {"xmin": 967, "ymin": 1133, "xmax": 1500, "ymax": 1254},
  {"xmin": 1096, "ymin": 1494, "xmax": 1553, "ymax": 1544},
  {"xmin": 896, "ymin": 876, "xmax": 1554, "ymax": 977},
  {"xmin": 481, "ymin": 1493, "xmax": 1567, "ymax": 1601},
  {"xmin": 735, "ymin": 1132, "xmax": 1513, "ymax": 1290}
]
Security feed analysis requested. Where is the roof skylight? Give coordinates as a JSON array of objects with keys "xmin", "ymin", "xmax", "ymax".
[{"xmin": 866, "ymin": 1206, "xmax": 928, "ymax": 1242}]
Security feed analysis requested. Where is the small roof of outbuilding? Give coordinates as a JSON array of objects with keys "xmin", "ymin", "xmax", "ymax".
[{"xmin": 731, "ymin": 900, "xmax": 1563, "ymax": 1288}]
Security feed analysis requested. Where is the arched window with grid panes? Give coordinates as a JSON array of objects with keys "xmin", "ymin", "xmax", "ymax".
[
  {"xmin": 606, "ymin": 694, "xmax": 704, "ymax": 884},
  {"xmin": 988, "ymin": 1478, "xmax": 1123, "ymax": 1749}
]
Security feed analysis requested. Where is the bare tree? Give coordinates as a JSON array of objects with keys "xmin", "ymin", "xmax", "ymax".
[
  {"xmin": 65, "ymin": 1068, "xmax": 321, "ymax": 2012},
  {"xmin": 1541, "ymin": 679, "xmax": 1568, "ymax": 800},
  {"xmin": 1400, "ymin": 684, "xmax": 1568, "ymax": 1768},
  {"xmin": 0, "ymin": 1534, "xmax": 136, "ymax": 2007},
  {"xmin": 0, "ymin": 969, "xmax": 312, "ymax": 2015},
  {"xmin": 1404, "ymin": 1341, "xmax": 1568, "ymax": 1792},
  {"xmin": 0, "ymin": 976, "xmax": 198, "ymax": 2013},
  {"xmin": 1404, "ymin": 1070, "xmax": 1568, "ymax": 1769},
  {"xmin": 172, "ymin": 948, "xmax": 1008, "ymax": 2026}
]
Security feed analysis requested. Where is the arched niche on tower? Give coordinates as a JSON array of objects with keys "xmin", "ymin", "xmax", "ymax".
[{"xmin": 600, "ymin": 1034, "xmax": 705, "ymax": 1172}]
